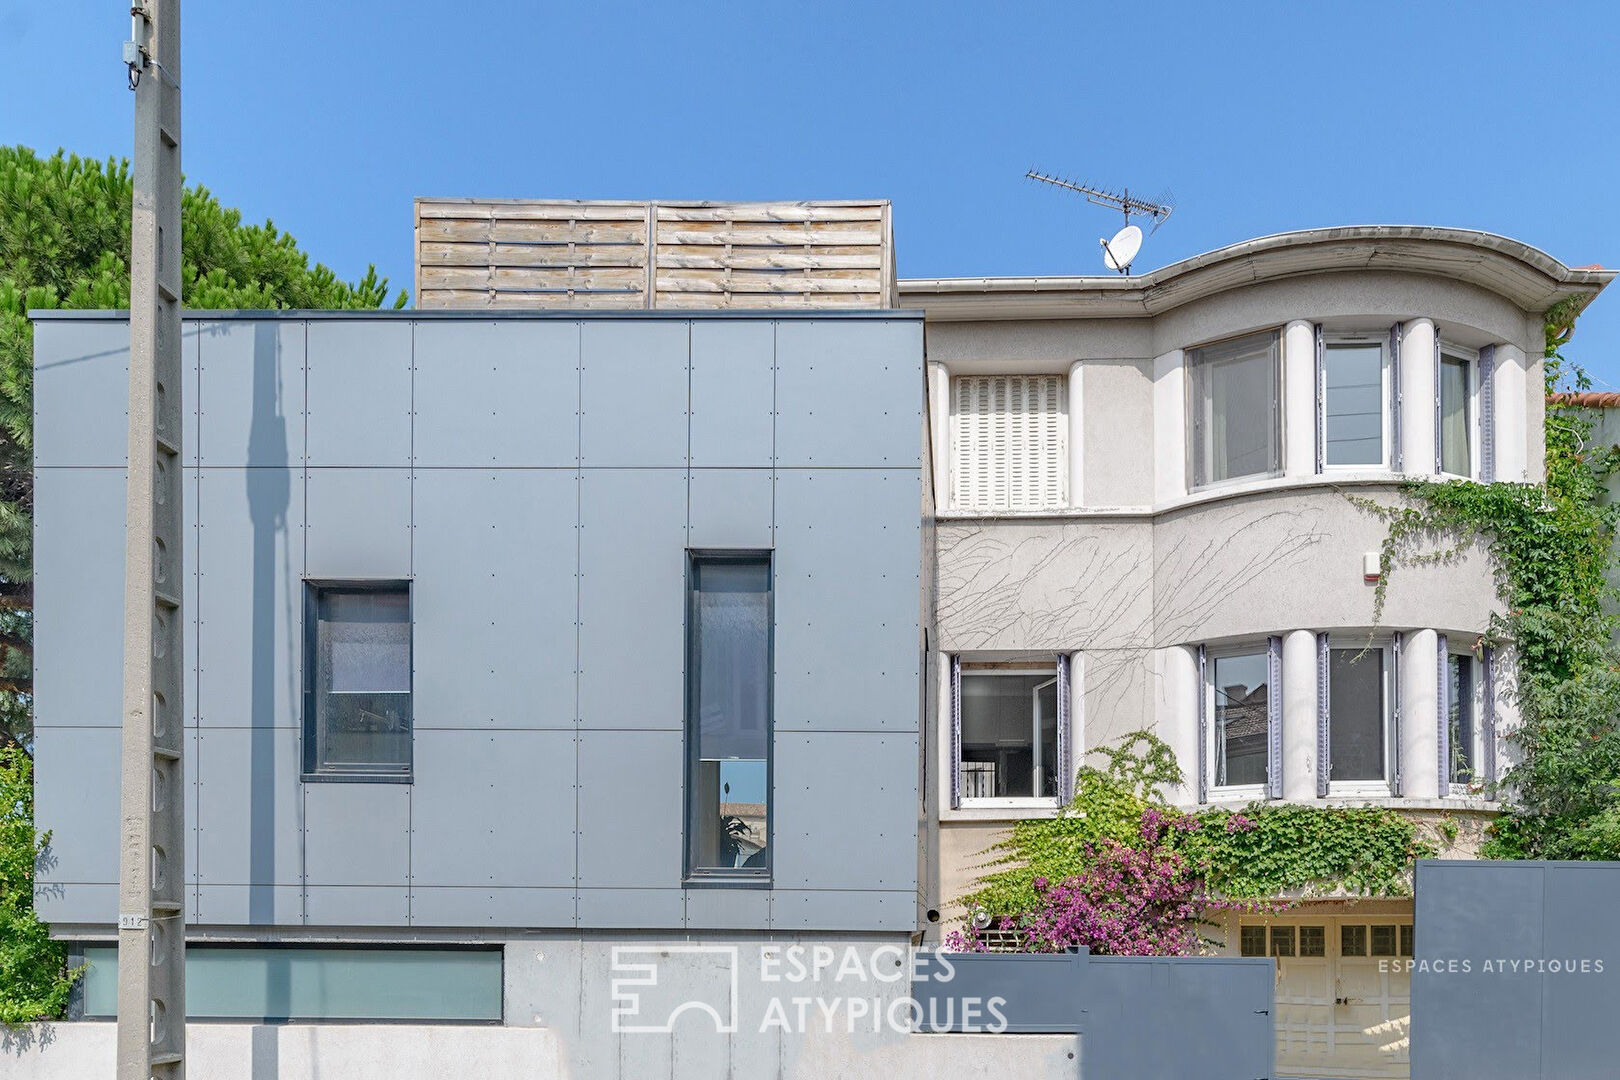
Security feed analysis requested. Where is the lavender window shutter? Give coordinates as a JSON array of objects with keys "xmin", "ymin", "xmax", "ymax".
[
  {"xmin": 1436, "ymin": 634, "xmax": 1450, "ymax": 792},
  {"xmin": 1390, "ymin": 631, "xmax": 1404, "ymax": 797},
  {"xmin": 1056, "ymin": 653, "xmax": 1073, "ymax": 804},
  {"xmin": 1390, "ymin": 323, "xmax": 1404, "ymax": 472},
  {"xmin": 1434, "ymin": 329, "xmax": 1444, "ymax": 474},
  {"xmin": 1196, "ymin": 645, "xmax": 1208, "ymax": 805},
  {"xmin": 1479, "ymin": 345, "xmax": 1497, "ymax": 483},
  {"xmin": 1314, "ymin": 324, "xmax": 1326, "ymax": 474},
  {"xmin": 949, "ymin": 655, "xmax": 962, "ymax": 810},
  {"xmin": 1267, "ymin": 636, "xmax": 1283, "ymax": 799},
  {"xmin": 1316, "ymin": 633, "xmax": 1331, "ymax": 797},
  {"xmin": 1482, "ymin": 645, "xmax": 1497, "ymax": 789}
]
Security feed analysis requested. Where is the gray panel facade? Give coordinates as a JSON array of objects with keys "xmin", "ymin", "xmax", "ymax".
[{"xmin": 32, "ymin": 311, "xmax": 924, "ymax": 935}]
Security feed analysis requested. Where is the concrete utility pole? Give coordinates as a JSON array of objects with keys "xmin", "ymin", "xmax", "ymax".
[{"xmin": 119, "ymin": 2, "xmax": 186, "ymax": 1078}]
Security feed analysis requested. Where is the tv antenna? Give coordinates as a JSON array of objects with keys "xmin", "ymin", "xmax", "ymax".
[{"xmin": 1026, "ymin": 169, "xmax": 1175, "ymax": 274}]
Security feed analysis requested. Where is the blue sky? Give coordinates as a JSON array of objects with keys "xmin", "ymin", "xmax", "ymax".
[{"xmin": 7, "ymin": 0, "xmax": 1619, "ymax": 383}]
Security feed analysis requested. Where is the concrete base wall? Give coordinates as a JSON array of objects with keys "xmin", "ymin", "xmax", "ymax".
[
  {"xmin": 8, "ymin": 936, "xmax": 1081, "ymax": 1079},
  {"xmin": 2, "ymin": 1022, "xmax": 1078, "ymax": 1080}
]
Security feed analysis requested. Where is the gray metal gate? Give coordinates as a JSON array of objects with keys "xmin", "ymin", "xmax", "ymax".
[
  {"xmin": 1412, "ymin": 859, "xmax": 1620, "ymax": 1079},
  {"xmin": 913, "ymin": 950, "xmax": 1275, "ymax": 1078}
]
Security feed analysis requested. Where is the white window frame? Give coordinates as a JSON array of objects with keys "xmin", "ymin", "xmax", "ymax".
[
  {"xmin": 1185, "ymin": 329, "xmax": 1284, "ymax": 491},
  {"xmin": 1437, "ymin": 342, "xmax": 1481, "ymax": 480},
  {"xmin": 1326, "ymin": 636, "xmax": 1395, "ymax": 798},
  {"xmin": 1446, "ymin": 648, "xmax": 1484, "ymax": 796},
  {"xmin": 957, "ymin": 665, "xmax": 1062, "ymax": 810},
  {"xmin": 1205, "ymin": 643, "xmax": 1271, "ymax": 801},
  {"xmin": 1320, "ymin": 333, "xmax": 1392, "ymax": 471}
]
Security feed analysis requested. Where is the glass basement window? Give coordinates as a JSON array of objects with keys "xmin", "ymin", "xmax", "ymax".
[
  {"xmin": 78, "ymin": 946, "xmax": 501, "ymax": 1022},
  {"xmin": 304, "ymin": 582, "xmax": 412, "ymax": 780},
  {"xmin": 685, "ymin": 553, "xmax": 772, "ymax": 879}
]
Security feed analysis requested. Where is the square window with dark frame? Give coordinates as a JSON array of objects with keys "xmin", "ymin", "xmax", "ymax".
[
  {"xmin": 1371, "ymin": 925, "xmax": 1399, "ymax": 957},
  {"xmin": 303, "ymin": 582, "xmax": 413, "ymax": 780},
  {"xmin": 1448, "ymin": 653, "xmax": 1476, "ymax": 786},
  {"xmin": 1299, "ymin": 925, "xmax": 1327, "ymax": 958},
  {"xmin": 1329, "ymin": 646, "xmax": 1387, "ymax": 784},
  {"xmin": 685, "ymin": 553, "xmax": 772, "ymax": 879},
  {"xmin": 1239, "ymin": 925, "xmax": 1267, "ymax": 958},
  {"xmin": 1270, "ymin": 926, "xmax": 1295, "ymax": 958},
  {"xmin": 1342, "ymin": 924, "xmax": 1368, "ymax": 957},
  {"xmin": 958, "ymin": 666, "xmax": 1061, "ymax": 801}
]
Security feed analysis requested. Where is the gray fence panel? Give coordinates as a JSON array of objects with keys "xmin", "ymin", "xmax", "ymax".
[
  {"xmin": 1412, "ymin": 860, "xmax": 1620, "ymax": 1079},
  {"xmin": 1085, "ymin": 957, "xmax": 1274, "ymax": 1080},
  {"xmin": 911, "ymin": 951, "xmax": 1088, "ymax": 1034}
]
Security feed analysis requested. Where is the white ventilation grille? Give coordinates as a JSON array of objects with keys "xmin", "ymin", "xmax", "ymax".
[{"xmin": 950, "ymin": 375, "xmax": 1067, "ymax": 511}]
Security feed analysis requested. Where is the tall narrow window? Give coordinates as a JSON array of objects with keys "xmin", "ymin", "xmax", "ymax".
[
  {"xmin": 950, "ymin": 375, "xmax": 1067, "ymax": 511},
  {"xmin": 1447, "ymin": 652, "xmax": 1476, "ymax": 786},
  {"xmin": 304, "ymin": 582, "xmax": 412, "ymax": 780},
  {"xmin": 1209, "ymin": 650, "xmax": 1269, "ymax": 790},
  {"xmin": 686, "ymin": 553, "xmax": 772, "ymax": 878},
  {"xmin": 1439, "ymin": 350, "xmax": 1473, "ymax": 476},
  {"xmin": 1323, "ymin": 340, "xmax": 1386, "ymax": 466},
  {"xmin": 958, "ymin": 666, "xmax": 1061, "ymax": 802},
  {"xmin": 1328, "ymin": 646, "xmax": 1387, "ymax": 785},
  {"xmin": 1187, "ymin": 330, "xmax": 1282, "ymax": 488}
]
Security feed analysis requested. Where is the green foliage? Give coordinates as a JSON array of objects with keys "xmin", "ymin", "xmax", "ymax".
[
  {"xmin": 1183, "ymin": 804, "xmax": 1433, "ymax": 899},
  {"xmin": 1354, "ymin": 304, "xmax": 1620, "ymax": 860},
  {"xmin": 959, "ymin": 731, "xmax": 1430, "ymax": 919},
  {"xmin": 0, "ymin": 747, "xmax": 79, "ymax": 1024},
  {"xmin": 0, "ymin": 145, "xmax": 406, "ymax": 747}
]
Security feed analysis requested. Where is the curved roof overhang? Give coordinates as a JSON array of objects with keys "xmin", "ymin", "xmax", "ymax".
[{"xmin": 899, "ymin": 226, "xmax": 1615, "ymax": 322}]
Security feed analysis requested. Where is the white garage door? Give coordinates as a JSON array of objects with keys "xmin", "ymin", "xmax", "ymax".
[{"xmin": 1240, "ymin": 917, "xmax": 1412, "ymax": 1080}]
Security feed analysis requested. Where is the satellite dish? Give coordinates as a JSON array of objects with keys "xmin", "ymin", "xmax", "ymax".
[{"xmin": 1101, "ymin": 224, "xmax": 1143, "ymax": 273}]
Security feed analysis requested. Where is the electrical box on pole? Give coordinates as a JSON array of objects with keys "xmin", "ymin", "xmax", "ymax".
[{"xmin": 120, "ymin": 3, "xmax": 185, "ymax": 1078}]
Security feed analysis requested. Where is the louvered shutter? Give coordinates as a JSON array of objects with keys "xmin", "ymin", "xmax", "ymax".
[
  {"xmin": 1436, "ymin": 634, "xmax": 1450, "ymax": 791},
  {"xmin": 1479, "ymin": 345, "xmax": 1497, "ymax": 483},
  {"xmin": 1056, "ymin": 653, "xmax": 1073, "ymax": 804},
  {"xmin": 951, "ymin": 375, "xmax": 1067, "ymax": 511},
  {"xmin": 949, "ymin": 655, "xmax": 962, "ymax": 810},
  {"xmin": 1313, "ymin": 324, "xmax": 1326, "ymax": 474},
  {"xmin": 1390, "ymin": 323, "xmax": 1404, "ymax": 473},
  {"xmin": 1316, "ymin": 633, "xmax": 1331, "ymax": 797},
  {"xmin": 1482, "ymin": 645, "xmax": 1497, "ymax": 790},
  {"xmin": 1266, "ymin": 636, "xmax": 1283, "ymax": 799},
  {"xmin": 1390, "ymin": 631, "xmax": 1404, "ymax": 796},
  {"xmin": 1196, "ymin": 645, "xmax": 1208, "ymax": 804}
]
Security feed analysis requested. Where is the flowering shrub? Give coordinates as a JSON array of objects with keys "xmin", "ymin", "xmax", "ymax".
[{"xmin": 948, "ymin": 804, "xmax": 1266, "ymax": 955}]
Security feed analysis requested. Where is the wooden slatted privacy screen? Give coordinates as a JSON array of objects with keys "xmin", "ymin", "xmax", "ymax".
[{"xmin": 414, "ymin": 198, "xmax": 895, "ymax": 310}]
